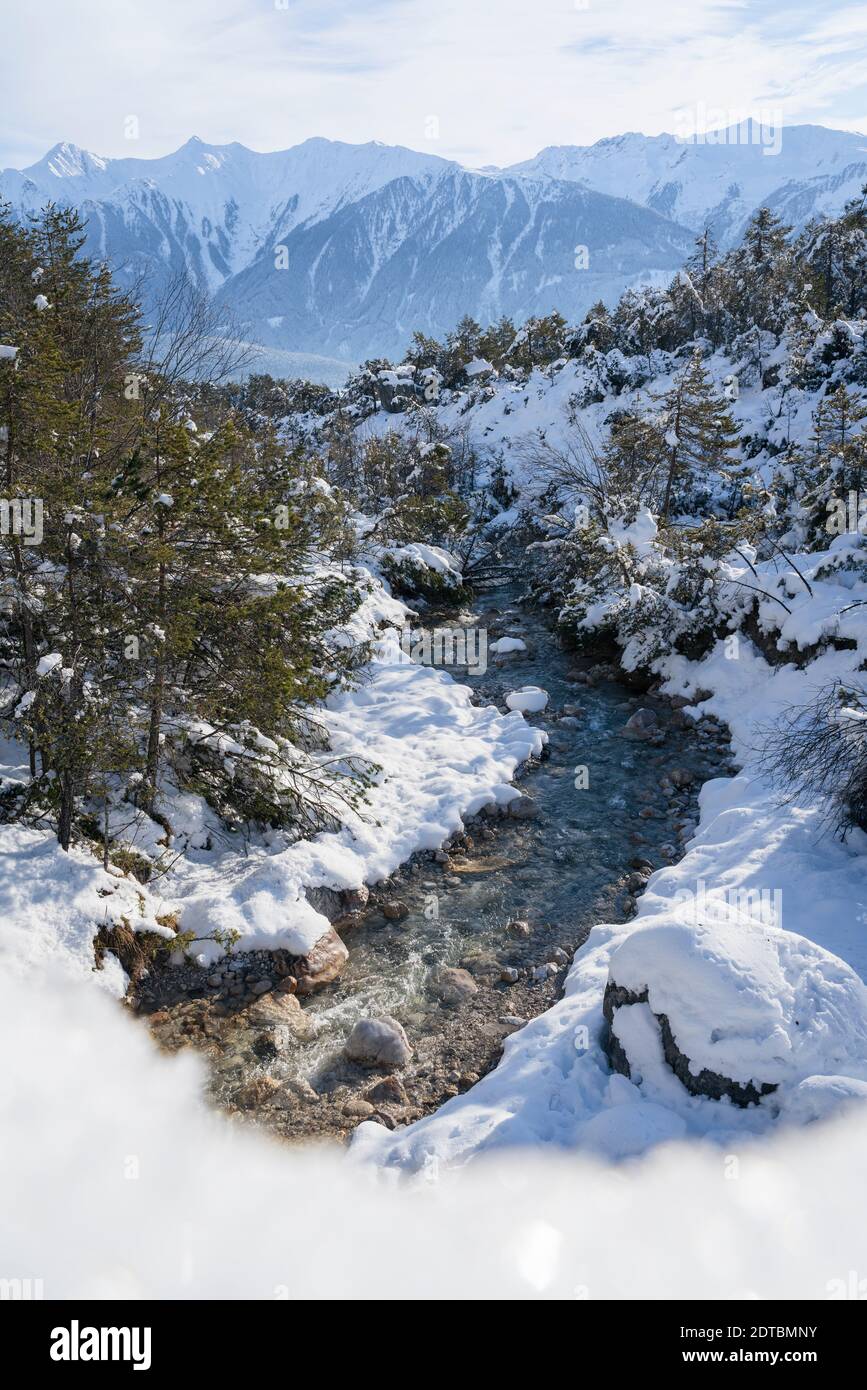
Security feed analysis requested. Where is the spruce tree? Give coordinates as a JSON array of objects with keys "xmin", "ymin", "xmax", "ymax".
[{"xmin": 655, "ymin": 351, "xmax": 742, "ymax": 520}]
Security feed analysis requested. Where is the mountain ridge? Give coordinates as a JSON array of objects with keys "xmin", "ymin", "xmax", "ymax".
[{"xmin": 3, "ymin": 123, "xmax": 864, "ymax": 368}]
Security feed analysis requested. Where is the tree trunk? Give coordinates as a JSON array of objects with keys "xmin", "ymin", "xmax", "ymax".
[
  {"xmin": 144, "ymin": 653, "xmax": 163, "ymax": 811},
  {"xmin": 58, "ymin": 771, "xmax": 75, "ymax": 852}
]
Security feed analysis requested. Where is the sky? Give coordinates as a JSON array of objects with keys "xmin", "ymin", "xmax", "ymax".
[{"xmin": 3, "ymin": 0, "xmax": 867, "ymax": 169}]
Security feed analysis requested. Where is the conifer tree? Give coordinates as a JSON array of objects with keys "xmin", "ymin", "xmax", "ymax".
[
  {"xmin": 601, "ymin": 409, "xmax": 667, "ymax": 506},
  {"xmin": 655, "ymin": 351, "xmax": 742, "ymax": 520}
]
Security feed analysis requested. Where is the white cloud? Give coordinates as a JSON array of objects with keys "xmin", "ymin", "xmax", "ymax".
[{"xmin": 2, "ymin": 0, "xmax": 867, "ymax": 167}]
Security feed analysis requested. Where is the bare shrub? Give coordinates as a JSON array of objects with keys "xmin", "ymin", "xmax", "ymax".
[{"xmin": 759, "ymin": 680, "xmax": 867, "ymax": 835}]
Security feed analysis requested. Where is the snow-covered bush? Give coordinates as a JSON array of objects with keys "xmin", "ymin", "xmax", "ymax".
[{"xmin": 379, "ymin": 541, "xmax": 467, "ymax": 602}]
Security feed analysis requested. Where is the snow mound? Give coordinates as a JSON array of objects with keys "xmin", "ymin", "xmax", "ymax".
[
  {"xmin": 505, "ymin": 686, "xmax": 548, "ymax": 713},
  {"xmin": 491, "ymin": 636, "xmax": 527, "ymax": 654},
  {"xmin": 607, "ymin": 914, "xmax": 867, "ymax": 1092},
  {"xmin": 381, "ymin": 541, "xmax": 463, "ymax": 584}
]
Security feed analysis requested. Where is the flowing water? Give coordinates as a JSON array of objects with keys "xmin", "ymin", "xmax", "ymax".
[{"xmin": 138, "ymin": 581, "xmax": 733, "ymax": 1140}]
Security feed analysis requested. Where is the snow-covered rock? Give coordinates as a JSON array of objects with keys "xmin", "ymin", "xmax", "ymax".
[
  {"xmin": 490, "ymin": 636, "xmax": 527, "ymax": 654},
  {"xmin": 605, "ymin": 915, "xmax": 867, "ymax": 1098},
  {"xmin": 505, "ymin": 686, "xmax": 548, "ymax": 713}
]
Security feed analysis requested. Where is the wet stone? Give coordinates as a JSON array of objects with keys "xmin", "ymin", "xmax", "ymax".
[
  {"xmin": 430, "ymin": 967, "xmax": 479, "ymax": 1005},
  {"xmin": 344, "ymin": 1016, "xmax": 413, "ymax": 1068}
]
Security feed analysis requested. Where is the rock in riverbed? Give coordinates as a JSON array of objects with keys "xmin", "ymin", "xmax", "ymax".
[
  {"xmin": 621, "ymin": 708, "xmax": 659, "ymax": 740},
  {"xmin": 430, "ymin": 966, "xmax": 479, "ymax": 1004},
  {"xmin": 245, "ymin": 990, "xmax": 312, "ymax": 1037},
  {"xmin": 295, "ymin": 926, "xmax": 349, "ymax": 995},
  {"xmin": 344, "ymin": 1016, "xmax": 413, "ymax": 1068}
]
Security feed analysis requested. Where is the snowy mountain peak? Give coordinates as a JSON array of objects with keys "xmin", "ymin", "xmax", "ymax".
[
  {"xmin": 31, "ymin": 141, "xmax": 109, "ymax": 181},
  {"xmin": 506, "ymin": 122, "xmax": 867, "ymax": 242}
]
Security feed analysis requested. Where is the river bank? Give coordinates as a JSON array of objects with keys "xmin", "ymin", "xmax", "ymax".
[{"xmin": 133, "ymin": 579, "xmax": 734, "ymax": 1141}]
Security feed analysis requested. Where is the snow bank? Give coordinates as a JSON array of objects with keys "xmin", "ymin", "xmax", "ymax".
[
  {"xmin": 174, "ymin": 625, "xmax": 545, "ymax": 961},
  {"xmin": 0, "ymin": 823, "xmax": 167, "ymax": 993}
]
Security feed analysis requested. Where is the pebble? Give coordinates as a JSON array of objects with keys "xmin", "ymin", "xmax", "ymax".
[
  {"xmin": 505, "ymin": 919, "xmax": 531, "ymax": 938},
  {"xmin": 342, "ymin": 1098, "xmax": 375, "ymax": 1119},
  {"xmin": 500, "ymin": 966, "xmax": 520, "ymax": 984},
  {"xmin": 232, "ymin": 1076, "xmax": 280, "ymax": 1110},
  {"xmin": 499, "ymin": 1015, "xmax": 526, "ymax": 1033},
  {"xmin": 279, "ymin": 1078, "xmax": 319, "ymax": 1105},
  {"xmin": 365, "ymin": 1076, "xmax": 408, "ymax": 1106},
  {"xmin": 250, "ymin": 979, "xmax": 272, "ymax": 995},
  {"xmin": 670, "ymin": 766, "xmax": 696, "ymax": 788},
  {"xmin": 532, "ymin": 963, "xmax": 556, "ymax": 982},
  {"xmin": 621, "ymin": 707, "xmax": 659, "ymax": 740}
]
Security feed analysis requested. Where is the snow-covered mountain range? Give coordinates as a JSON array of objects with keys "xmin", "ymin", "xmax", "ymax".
[
  {"xmin": 507, "ymin": 120, "xmax": 867, "ymax": 248},
  {"xmin": 4, "ymin": 122, "xmax": 866, "ymax": 368}
]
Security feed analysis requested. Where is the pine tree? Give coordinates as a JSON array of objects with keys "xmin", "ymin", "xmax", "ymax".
[
  {"xmin": 813, "ymin": 383, "xmax": 867, "ymax": 455},
  {"xmin": 1, "ymin": 204, "xmax": 371, "ymax": 851},
  {"xmin": 805, "ymin": 384, "xmax": 867, "ymax": 542},
  {"xmin": 477, "ymin": 316, "xmax": 517, "ymax": 370},
  {"xmin": 716, "ymin": 206, "xmax": 794, "ymax": 337},
  {"xmin": 601, "ymin": 409, "xmax": 667, "ymax": 507},
  {"xmin": 655, "ymin": 351, "xmax": 742, "ymax": 520}
]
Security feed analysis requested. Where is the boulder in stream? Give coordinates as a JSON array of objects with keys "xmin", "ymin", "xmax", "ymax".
[
  {"xmin": 345, "ymin": 1016, "xmax": 413, "ymax": 1068},
  {"xmin": 621, "ymin": 708, "xmax": 659, "ymax": 740},
  {"xmin": 245, "ymin": 990, "xmax": 312, "ymax": 1037},
  {"xmin": 294, "ymin": 926, "xmax": 349, "ymax": 995},
  {"xmin": 430, "ymin": 966, "xmax": 479, "ymax": 1004}
]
